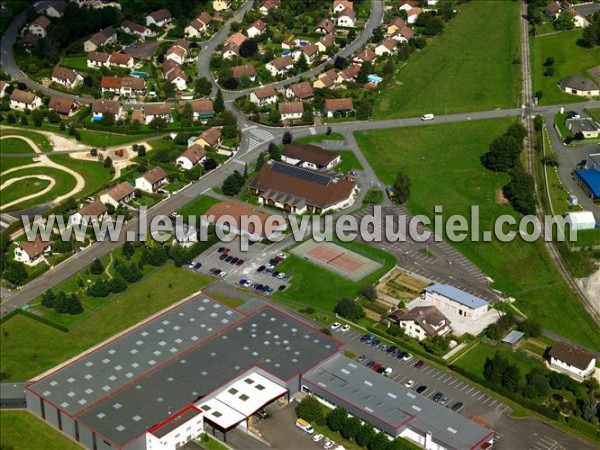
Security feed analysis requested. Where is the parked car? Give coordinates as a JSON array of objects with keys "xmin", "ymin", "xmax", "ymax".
[
  {"xmin": 236, "ymin": 259, "xmax": 245, "ymax": 266},
  {"xmin": 439, "ymin": 395, "xmax": 449, "ymax": 405},
  {"xmin": 402, "ymin": 353, "xmax": 412, "ymax": 361},
  {"xmin": 451, "ymin": 402, "xmax": 464, "ymax": 412},
  {"xmin": 404, "ymin": 379, "xmax": 415, "ymax": 388},
  {"xmin": 414, "ymin": 360, "xmax": 424, "ymax": 369},
  {"xmin": 257, "ymin": 265, "xmax": 266, "ymax": 272},
  {"xmin": 324, "ymin": 440, "xmax": 335, "ymax": 450},
  {"xmin": 379, "ymin": 344, "xmax": 389, "ymax": 352},
  {"xmin": 218, "ymin": 271, "xmax": 227, "ymax": 278},
  {"xmin": 357, "ymin": 354, "xmax": 367, "ymax": 363},
  {"xmin": 432, "ymin": 392, "xmax": 444, "ymax": 403},
  {"xmin": 421, "ymin": 113, "xmax": 435, "ymax": 121},
  {"xmin": 278, "ymin": 284, "xmax": 287, "ymax": 291},
  {"xmin": 313, "ymin": 434, "xmax": 324, "ymax": 443},
  {"xmin": 272, "ymin": 271, "xmax": 280, "ymax": 277},
  {"xmin": 371, "ymin": 363, "xmax": 382, "ymax": 372},
  {"xmin": 383, "ymin": 367, "xmax": 393, "ymax": 376},
  {"xmin": 225, "ymin": 255, "xmax": 234, "ymax": 263},
  {"xmin": 217, "ymin": 247, "xmax": 226, "ymax": 253},
  {"xmin": 230, "ymin": 257, "xmax": 239, "ymax": 265},
  {"xmin": 376, "ymin": 366, "xmax": 386, "ymax": 374},
  {"xmin": 219, "ymin": 254, "xmax": 228, "ymax": 261},
  {"xmin": 365, "ymin": 360, "xmax": 375, "ymax": 368},
  {"xmin": 386, "ymin": 346, "xmax": 397, "ymax": 354},
  {"xmin": 277, "ymin": 253, "xmax": 287, "ymax": 259},
  {"xmin": 192, "ymin": 262, "xmax": 201, "ymax": 270},
  {"xmin": 340, "ymin": 324, "xmax": 350, "ymax": 333},
  {"xmin": 416, "ymin": 385, "xmax": 427, "ymax": 394},
  {"xmin": 331, "ymin": 322, "xmax": 341, "ymax": 330},
  {"xmin": 276, "ymin": 272, "xmax": 286, "ymax": 280}
]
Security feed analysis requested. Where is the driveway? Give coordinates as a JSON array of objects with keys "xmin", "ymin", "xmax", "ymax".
[{"xmin": 123, "ymin": 40, "xmax": 162, "ymax": 61}]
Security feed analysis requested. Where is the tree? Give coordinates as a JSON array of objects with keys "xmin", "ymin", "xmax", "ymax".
[
  {"xmin": 268, "ymin": 107, "xmax": 281, "ymax": 124},
  {"xmin": 485, "ymin": 323, "xmax": 502, "ymax": 341},
  {"xmin": 581, "ymin": 395, "xmax": 597, "ymax": 422},
  {"xmin": 483, "ymin": 352, "xmax": 508, "ymax": 385},
  {"xmin": 222, "ymin": 124, "xmax": 237, "ymax": 140},
  {"xmin": 90, "ymin": 258, "xmax": 104, "ymax": 275},
  {"xmin": 302, "ymin": 107, "xmax": 313, "ymax": 124},
  {"xmin": 47, "ymin": 110, "xmax": 61, "ymax": 124},
  {"xmin": 103, "ymin": 156, "xmax": 113, "ymax": 169},
  {"xmin": 122, "ymin": 241, "xmax": 135, "ymax": 259},
  {"xmin": 214, "ymin": 89, "xmax": 224, "ymax": 113},
  {"xmin": 282, "ymin": 131, "xmax": 292, "ymax": 144},
  {"xmin": 356, "ymin": 423, "xmax": 375, "ymax": 448},
  {"xmin": 526, "ymin": 367, "xmax": 551, "ymax": 397},
  {"xmin": 137, "ymin": 145, "xmax": 146, "ymax": 158},
  {"xmin": 368, "ymin": 432, "xmax": 390, "ymax": 450},
  {"xmin": 356, "ymin": 62, "xmax": 372, "ymax": 85},
  {"xmin": 334, "ymin": 298, "xmax": 365, "ymax": 322},
  {"xmin": 108, "ymin": 276, "xmax": 128, "ymax": 293},
  {"xmin": 360, "ymin": 285, "xmax": 378, "ymax": 301},
  {"xmin": 149, "ymin": 117, "xmax": 167, "ymax": 131},
  {"xmin": 31, "ymin": 109, "xmax": 44, "ymax": 127},
  {"xmin": 295, "ymin": 396, "xmax": 326, "ymax": 425},
  {"xmin": 295, "ymin": 53, "xmax": 309, "ymax": 72},
  {"xmin": 4, "ymin": 262, "xmax": 28, "ymax": 286},
  {"xmin": 20, "ymin": 115, "xmax": 28, "ymax": 126},
  {"xmin": 554, "ymin": 12, "xmax": 574, "ymax": 31},
  {"xmin": 340, "ymin": 416, "xmax": 361, "ymax": 440},
  {"xmin": 240, "ymin": 39, "xmax": 259, "ymax": 57},
  {"xmin": 393, "ymin": 172, "xmax": 411, "ymax": 204},
  {"xmin": 533, "ymin": 115, "xmax": 544, "ymax": 131},
  {"xmin": 221, "ymin": 170, "xmax": 245, "ymax": 196},
  {"xmin": 255, "ymin": 152, "xmax": 266, "ymax": 171},
  {"xmin": 87, "ymin": 278, "xmax": 111, "ymax": 297},
  {"xmin": 481, "ymin": 133, "xmax": 523, "ymax": 172},
  {"xmin": 387, "ymin": 323, "xmax": 404, "ymax": 337},
  {"xmin": 41, "ymin": 289, "xmax": 57, "ymax": 308},
  {"xmin": 142, "ymin": 245, "xmax": 169, "ymax": 266},
  {"xmin": 121, "ymin": 262, "xmax": 142, "ymax": 283},
  {"xmin": 502, "ymin": 364, "xmax": 520, "ymax": 391},
  {"xmin": 382, "ymin": 59, "xmax": 395, "ymax": 76},
  {"xmin": 63, "ymin": 293, "xmax": 83, "ymax": 315},
  {"xmin": 203, "ymin": 158, "xmax": 218, "ymax": 171},
  {"xmin": 53, "ymin": 291, "xmax": 70, "ymax": 314},
  {"xmin": 582, "ymin": 11, "xmax": 600, "ymax": 47},
  {"xmin": 326, "ymin": 407, "xmax": 348, "ymax": 432},
  {"xmin": 7, "ymin": 113, "xmax": 16, "ymax": 124},
  {"xmin": 268, "ymin": 142, "xmax": 281, "ymax": 161},
  {"xmin": 503, "ymin": 166, "xmax": 536, "ymax": 215},
  {"xmin": 102, "ymin": 112, "xmax": 115, "ymax": 126},
  {"xmin": 372, "ymin": 26, "xmax": 384, "ymax": 43},
  {"xmin": 518, "ymin": 318, "xmax": 542, "ymax": 337}
]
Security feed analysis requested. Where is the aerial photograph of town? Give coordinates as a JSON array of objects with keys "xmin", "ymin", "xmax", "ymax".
[{"xmin": 0, "ymin": 0, "xmax": 599, "ymax": 449}]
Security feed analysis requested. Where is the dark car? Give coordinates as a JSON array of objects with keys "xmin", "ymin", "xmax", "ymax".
[
  {"xmin": 278, "ymin": 284, "xmax": 286, "ymax": 291},
  {"xmin": 254, "ymin": 284, "xmax": 264, "ymax": 291},
  {"xmin": 376, "ymin": 366, "xmax": 386, "ymax": 374},
  {"xmin": 365, "ymin": 360, "xmax": 375, "ymax": 368},
  {"xmin": 217, "ymin": 247, "xmax": 225, "ymax": 253},
  {"xmin": 414, "ymin": 360, "xmax": 424, "ymax": 369},
  {"xmin": 213, "ymin": 269, "xmax": 222, "ymax": 276},
  {"xmin": 386, "ymin": 346, "xmax": 397, "ymax": 354},
  {"xmin": 371, "ymin": 363, "xmax": 382, "ymax": 372},
  {"xmin": 357, "ymin": 354, "xmax": 367, "ymax": 363},
  {"xmin": 416, "ymin": 385, "xmax": 427, "ymax": 394},
  {"xmin": 272, "ymin": 271, "xmax": 280, "ymax": 277},
  {"xmin": 269, "ymin": 259, "xmax": 279, "ymax": 266},
  {"xmin": 257, "ymin": 265, "xmax": 266, "ymax": 272},
  {"xmin": 193, "ymin": 262, "xmax": 202, "ymax": 270},
  {"xmin": 432, "ymin": 392, "xmax": 444, "ymax": 403},
  {"xmin": 261, "ymin": 285, "xmax": 270, "ymax": 292},
  {"xmin": 236, "ymin": 259, "xmax": 245, "ymax": 266},
  {"xmin": 225, "ymin": 255, "xmax": 234, "ymax": 263},
  {"xmin": 219, "ymin": 253, "xmax": 228, "ymax": 261},
  {"xmin": 451, "ymin": 402, "xmax": 463, "ymax": 412},
  {"xmin": 370, "ymin": 339, "xmax": 380, "ymax": 347},
  {"xmin": 397, "ymin": 351, "xmax": 408, "ymax": 360},
  {"xmin": 230, "ymin": 257, "xmax": 239, "ymax": 265}
]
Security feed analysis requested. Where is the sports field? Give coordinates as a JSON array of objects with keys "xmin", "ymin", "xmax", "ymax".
[{"xmin": 374, "ymin": 0, "xmax": 521, "ymax": 119}]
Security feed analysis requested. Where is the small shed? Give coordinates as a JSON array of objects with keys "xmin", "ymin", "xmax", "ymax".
[{"xmin": 501, "ymin": 330, "xmax": 525, "ymax": 347}]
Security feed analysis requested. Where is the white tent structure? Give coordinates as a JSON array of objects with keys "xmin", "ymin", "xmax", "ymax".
[{"xmin": 565, "ymin": 211, "xmax": 596, "ymax": 231}]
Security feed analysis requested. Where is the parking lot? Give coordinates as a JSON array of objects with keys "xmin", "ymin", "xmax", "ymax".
[{"xmin": 336, "ymin": 327, "xmax": 512, "ymax": 421}]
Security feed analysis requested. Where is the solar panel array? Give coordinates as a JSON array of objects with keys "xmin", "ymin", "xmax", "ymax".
[{"xmin": 271, "ymin": 161, "xmax": 331, "ymax": 186}]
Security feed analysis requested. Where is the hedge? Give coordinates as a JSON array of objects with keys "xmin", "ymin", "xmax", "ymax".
[
  {"xmin": 366, "ymin": 325, "xmax": 446, "ymax": 366},
  {"xmin": 0, "ymin": 309, "xmax": 69, "ymax": 333}
]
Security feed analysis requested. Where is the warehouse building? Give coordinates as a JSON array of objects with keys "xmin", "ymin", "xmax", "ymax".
[{"xmin": 302, "ymin": 355, "xmax": 496, "ymax": 450}]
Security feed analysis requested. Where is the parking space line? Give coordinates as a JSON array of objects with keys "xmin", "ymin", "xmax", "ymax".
[
  {"xmin": 477, "ymin": 393, "xmax": 486, "ymax": 400},
  {"xmin": 447, "ymin": 379, "xmax": 458, "ymax": 387},
  {"xmin": 470, "ymin": 390, "xmax": 481, "ymax": 397},
  {"xmin": 454, "ymin": 382, "xmax": 464, "ymax": 389},
  {"xmin": 489, "ymin": 400, "xmax": 497, "ymax": 407},
  {"xmin": 460, "ymin": 385, "xmax": 469, "ymax": 392}
]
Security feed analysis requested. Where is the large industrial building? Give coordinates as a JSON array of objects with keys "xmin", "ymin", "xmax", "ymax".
[{"xmin": 26, "ymin": 293, "xmax": 495, "ymax": 450}]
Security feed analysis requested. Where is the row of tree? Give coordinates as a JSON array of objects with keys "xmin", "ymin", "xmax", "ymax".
[{"xmin": 41, "ymin": 289, "xmax": 83, "ymax": 315}]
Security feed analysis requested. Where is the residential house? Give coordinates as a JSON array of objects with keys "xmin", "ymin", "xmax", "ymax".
[
  {"xmin": 286, "ymin": 81, "xmax": 314, "ymax": 101},
  {"xmin": 246, "ymin": 19, "xmax": 266, "ymax": 39},
  {"xmin": 45, "ymin": 0, "xmax": 67, "ymax": 18},
  {"xmin": 29, "ymin": 16, "xmax": 51, "ymax": 38},
  {"xmin": 131, "ymin": 108, "xmax": 144, "ymax": 124},
  {"xmin": 144, "ymin": 102, "xmax": 173, "ymax": 125},
  {"xmin": 84, "ymin": 26, "xmax": 117, "ymax": 52},
  {"xmin": 185, "ymin": 12, "xmax": 212, "ymax": 37},
  {"xmin": 165, "ymin": 66, "xmax": 188, "ymax": 90},
  {"xmin": 231, "ymin": 64, "xmax": 257, "ymax": 82},
  {"xmin": 316, "ymin": 34, "xmax": 335, "ymax": 53},
  {"xmin": 213, "ymin": 0, "xmax": 233, "ymax": 11},
  {"xmin": 91, "ymin": 99, "xmax": 122, "ymax": 121},
  {"xmin": 87, "ymin": 51, "xmax": 110, "ymax": 68},
  {"xmin": 545, "ymin": 2, "xmax": 561, "ymax": 19},
  {"xmin": 389, "ymin": 306, "xmax": 452, "ymax": 341},
  {"xmin": 14, "ymin": 236, "xmax": 51, "ymax": 265},
  {"xmin": 176, "ymin": 144, "xmax": 206, "ymax": 170},
  {"xmin": 249, "ymin": 160, "xmax": 356, "ymax": 214},
  {"xmin": 294, "ymin": 43, "xmax": 319, "ymax": 65},
  {"xmin": 250, "ymin": 86, "xmax": 277, "ymax": 106},
  {"xmin": 560, "ymin": 76, "xmax": 600, "ymax": 97},
  {"xmin": 279, "ymin": 102, "xmax": 304, "ymax": 121},
  {"xmin": 166, "ymin": 45, "xmax": 187, "ymax": 65},
  {"xmin": 569, "ymin": 3, "xmax": 600, "ymax": 28},
  {"xmin": 333, "ymin": 0, "xmax": 353, "ymax": 14},
  {"xmin": 353, "ymin": 48, "xmax": 376, "ymax": 64},
  {"xmin": 391, "ymin": 25, "xmax": 414, "ymax": 43},
  {"xmin": 195, "ymin": 127, "xmax": 221, "ymax": 149},
  {"xmin": 566, "ymin": 118, "xmax": 600, "ymax": 139},
  {"xmin": 386, "ymin": 17, "xmax": 406, "ymax": 36},
  {"xmin": 324, "ymin": 98, "xmax": 353, "ymax": 118},
  {"xmin": 146, "ymin": 9, "xmax": 172, "ymax": 28},
  {"xmin": 48, "ymin": 95, "xmax": 77, "ymax": 117},
  {"xmin": 375, "ymin": 38, "xmax": 397, "ymax": 56},
  {"xmin": 51, "ymin": 66, "xmax": 83, "ymax": 88},
  {"xmin": 259, "ymin": 0, "xmax": 281, "ymax": 16},
  {"xmin": 100, "ymin": 76, "xmax": 145, "ymax": 97},
  {"xmin": 108, "ymin": 52, "xmax": 134, "ymax": 69},
  {"xmin": 399, "ymin": 0, "xmax": 416, "ymax": 12},
  {"xmin": 548, "ymin": 342, "xmax": 596, "ymax": 381},
  {"xmin": 406, "ymin": 7, "xmax": 422, "ymax": 25},
  {"xmin": 266, "ymin": 55, "xmax": 294, "ymax": 77},
  {"xmin": 222, "ymin": 32, "xmax": 247, "ymax": 59},
  {"xmin": 313, "ymin": 69, "xmax": 338, "ymax": 89},
  {"xmin": 423, "ymin": 284, "xmax": 489, "ymax": 321},
  {"xmin": 337, "ymin": 64, "xmax": 360, "ymax": 83},
  {"xmin": 70, "ymin": 200, "xmax": 108, "ymax": 227},
  {"xmin": 10, "ymin": 89, "xmax": 42, "ymax": 111},
  {"xmin": 189, "ymin": 99, "xmax": 215, "ymax": 121},
  {"xmin": 280, "ymin": 143, "xmax": 340, "ymax": 170},
  {"xmin": 121, "ymin": 20, "xmax": 154, "ymax": 38},
  {"xmin": 100, "ymin": 182, "xmax": 135, "ymax": 208},
  {"xmin": 316, "ymin": 19, "xmax": 335, "ymax": 34},
  {"xmin": 336, "ymin": 7, "xmax": 356, "ymax": 28},
  {"xmin": 135, "ymin": 167, "xmax": 168, "ymax": 193}
]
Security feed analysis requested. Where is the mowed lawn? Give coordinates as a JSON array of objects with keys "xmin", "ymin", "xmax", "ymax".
[
  {"xmin": 0, "ymin": 129, "xmax": 51, "ymax": 151},
  {"xmin": 178, "ymin": 194, "xmax": 222, "ymax": 217},
  {"xmin": 0, "ymin": 264, "xmax": 213, "ymax": 381},
  {"xmin": 355, "ymin": 120, "xmax": 600, "ymax": 350},
  {"xmin": 48, "ymin": 155, "xmax": 113, "ymax": 197},
  {"xmin": 531, "ymin": 29, "xmax": 600, "ymax": 106},
  {"xmin": 0, "ymin": 411, "xmax": 82, "ymax": 450},
  {"xmin": 2, "ymin": 177, "xmax": 52, "ymax": 204},
  {"xmin": 275, "ymin": 241, "xmax": 397, "ymax": 311},
  {"xmin": 336, "ymin": 150, "xmax": 364, "ymax": 173},
  {"xmin": 77, "ymin": 130, "xmax": 152, "ymax": 147},
  {"xmin": 0, "ymin": 137, "xmax": 37, "ymax": 154},
  {"xmin": 374, "ymin": 0, "xmax": 521, "ymax": 119}
]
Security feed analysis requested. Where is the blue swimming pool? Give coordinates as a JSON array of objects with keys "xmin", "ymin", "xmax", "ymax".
[
  {"xmin": 298, "ymin": 40, "xmax": 309, "ymax": 46},
  {"xmin": 368, "ymin": 74, "xmax": 383, "ymax": 83},
  {"xmin": 281, "ymin": 50, "xmax": 291, "ymax": 56},
  {"xmin": 130, "ymin": 71, "xmax": 149, "ymax": 78}
]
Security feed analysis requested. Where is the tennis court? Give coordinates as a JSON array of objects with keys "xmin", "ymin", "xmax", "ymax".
[{"xmin": 291, "ymin": 240, "xmax": 382, "ymax": 281}]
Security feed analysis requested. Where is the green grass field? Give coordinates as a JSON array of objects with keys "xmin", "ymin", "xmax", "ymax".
[
  {"xmin": 0, "ymin": 264, "xmax": 213, "ymax": 381},
  {"xmin": 336, "ymin": 150, "xmax": 364, "ymax": 173},
  {"xmin": 1, "ymin": 177, "xmax": 52, "ymax": 204},
  {"xmin": 0, "ymin": 137, "xmax": 37, "ymax": 154},
  {"xmin": 374, "ymin": 0, "xmax": 521, "ymax": 119},
  {"xmin": 77, "ymin": 130, "xmax": 152, "ymax": 147},
  {"xmin": 275, "ymin": 240, "xmax": 396, "ymax": 311},
  {"xmin": 586, "ymin": 108, "xmax": 600, "ymax": 123},
  {"xmin": 0, "ymin": 166, "xmax": 77, "ymax": 210},
  {"xmin": 59, "ymin": 54, "xmax": 90, "ymax": 73},
  {"xmin": 296, "ymin": 133, "xmax": 345, "ymax": 144},
  {"xmin": 0, "ymin": 156, "xmax": 37, "ymax": 171},
  {"xmin": 0, "ymin": 129, "xmax": 51, "ymax": 151},
  {"xmin": 0, "ymin": 411, "xmax": 82, "ymax": 450},
  {"xmin": 48, "ymin": 155, "xmax": 112, "ymax": 197},
  {"xmin": 531, "ymin": 29, "xmax": 600, "ymax": 105},
  {"xmin": 178, "ymin": 194, "xmax": 222, "ymax": 217},
  {"xmin": 355, "ymin": 120, "xmax": 600, "ymax": 350}
]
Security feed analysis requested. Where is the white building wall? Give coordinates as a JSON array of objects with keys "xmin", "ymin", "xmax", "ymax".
[
  {"xmin": 424, "ymin": 291, "xmax": 487, "ymax": 320},
  {"xmin": 146, "ymin": 414, "xmax": 204, "ymax": 450}
]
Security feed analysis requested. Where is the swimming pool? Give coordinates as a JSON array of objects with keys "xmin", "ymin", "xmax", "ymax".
[
  {"xmin": 298, "ymin": 40, "xmax": 309, "ymax": 47},
  {"xmin": 130, "ymin": 71, "xmax": 149, "ymax": 78},
  {"xmin": 367, "ymin": 74, "xmax": 383, "ymax": 83},
  {"xmin": 281, "ymin": 50, "xmax": 292, "ymax": 56}
]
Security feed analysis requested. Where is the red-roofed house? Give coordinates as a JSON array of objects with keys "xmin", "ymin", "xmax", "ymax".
[
  {"xmin": 247, "ymin": 19, "xmax": 267, "ymax": 38},
  {"xmin": 177, "ymin": 144, "xmax": 207, "ymax": 170},
  {"xmin": 250, "ymin": 86, "xmax": 277, "ymax": 106},
  {"xmin": 146, "ymin": 9, "xmax": 172, "ymax": 28},
  {"xmin": 375, "ymin": 38, "xmax": 397, "ymax": 56},
  {"xmin": 135, "ymin": 167, "xmax": 168, "ymax": 193},
  {"xmin": 14, "ymin": 236, "xmax": 52, "ymax": 265},
  {"xmin": 407, "ymin": 7, "xmax": 422, "ymax": 24},
  {"xmin": 324, "ymin": 98, "xmax": 354, "ymax": 118},
  {"xmin": 259, "ymin": 0, "xmax": 281, "ymax": 16},
  {"xmin": 266, "ymin": 55, "xmax": 294, "ymax": 77},
  {"xmin": 29, "ymin": 16, "xmax": 51, "ymax": 38},
  {"xmin": 185, "ymin": 12, "xmax": 212, "ymax": 37},
  {"xmin": 279, "ymin": 101, "xmax": 304, "ymax": 121},
  {"xmin": 337, "ymin": 7, "xmax": 356, "ymax": 28},
  {"xmin": 100, "ymin": 182, "xmax": 135, "ymax": 207}
]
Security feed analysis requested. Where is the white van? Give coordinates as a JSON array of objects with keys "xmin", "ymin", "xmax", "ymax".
[
  {"xmin": 421, "ymin": 114, "xmax": 435, "ymax": 121},
  {"xmin": 296, "ymin": 418, "xmax": 314, "ymax": 434}
]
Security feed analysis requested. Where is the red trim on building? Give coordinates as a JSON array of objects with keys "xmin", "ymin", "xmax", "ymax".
[{"xmin": 147, "ymin": 404, "xmax": 202, "ymax": 437}]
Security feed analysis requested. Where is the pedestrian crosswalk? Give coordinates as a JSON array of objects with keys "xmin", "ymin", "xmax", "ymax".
[{"xmin": 246, "ymin": 128, "xmax": 275, "ymax": 152}]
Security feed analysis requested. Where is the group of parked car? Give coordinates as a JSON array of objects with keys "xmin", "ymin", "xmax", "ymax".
[
  {"xmin": 256, "ymin": 253, "xmax": 290, "ymax": 281},
  {"xmin": 218, "ymin": 247, "xmax": 245, "ymax": 266}
]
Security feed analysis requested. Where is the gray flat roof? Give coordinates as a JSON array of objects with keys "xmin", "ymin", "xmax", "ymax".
[
  {"xmin": 501, "ymin": 330, "xmax": 525, "ymax": 345},
  {"xmin": 566, "ymin": 118, "xmax": 600, "ymax": 133},
  {"xmin": 303, "ymin": 355, "xmax": 494, "ymax": 450},
  {"xmin": 425, "ymin": 284, "xmax": 489, "ymax": 309},
  {"xmin": 29, "ymin": 294, "xmax": 341, "ymax": 447},
  {"xmin": 573, "ymin": 2, "xmax": 600, "ymax": 17}
]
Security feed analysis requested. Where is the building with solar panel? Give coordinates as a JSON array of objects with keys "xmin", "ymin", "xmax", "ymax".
[
  {"xmin": 249, "ymin": 160, "xmax": 357, "ymax": 214},
  {"xmin": 25, "ymin": 293, "xmax": 495, "ymax": 450}
]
